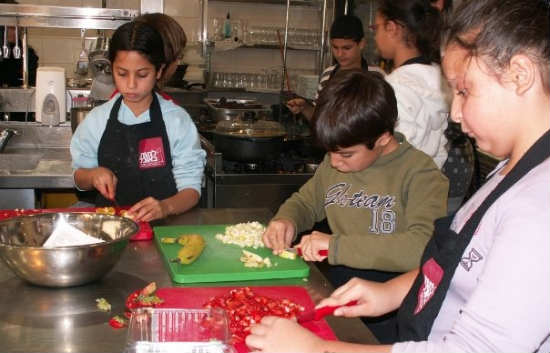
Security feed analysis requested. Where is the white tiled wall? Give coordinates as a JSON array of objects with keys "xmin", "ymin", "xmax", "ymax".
[{"xmin": 17, "ymin": 0, "xmax": 322, "ymax": 79}]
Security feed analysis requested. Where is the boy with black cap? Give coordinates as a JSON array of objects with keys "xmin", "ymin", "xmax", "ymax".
[{"xmin": 287, "ymin": 14, "xmax": 372, "ymax": 120}]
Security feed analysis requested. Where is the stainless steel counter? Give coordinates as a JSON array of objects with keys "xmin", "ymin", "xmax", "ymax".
[
  {"xmin": 0, "ymin": 208, "xmax": 377, "ymax": 352},
  {"xmin": 0, "ymin": 122, "xmax": 74, "ymax": 189}
]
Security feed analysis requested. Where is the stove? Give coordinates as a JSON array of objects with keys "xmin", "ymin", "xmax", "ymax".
[{"xmin": 200, "ymin": 135, "xmax": 323, "ymax": 213}]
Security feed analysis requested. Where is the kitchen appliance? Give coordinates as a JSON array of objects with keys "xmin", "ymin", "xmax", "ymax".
[
  {"xmin": 154, "ymin": 224, "xmax": 309, "ymax": 284},
  {"xmin": 35, "ymin": 66, "xmax": 66, "ymax": 125},
  {"xmin": 200, "ymin": 134, "xmax": 321, "ymax": 212},
  {"xmin": 88, "ymin": 31, "xmax": 114, "ymax": 101},
  {"xmin": 0, "ymin": 212, "xmax": 138, "ymax": 287},
  {"xmin": 70, "ymin": 95, "xmax": 93, "ymax": 132}
]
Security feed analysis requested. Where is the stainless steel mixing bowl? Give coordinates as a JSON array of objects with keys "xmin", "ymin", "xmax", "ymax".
[{"xmin": 0, "ymin": 212, "xmax": 139, "ymax": 287}]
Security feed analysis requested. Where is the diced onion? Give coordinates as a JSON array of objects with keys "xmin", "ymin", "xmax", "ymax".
[{"xmin": 215, "ymin": 221, "xmax": 266, "ymax": 248}]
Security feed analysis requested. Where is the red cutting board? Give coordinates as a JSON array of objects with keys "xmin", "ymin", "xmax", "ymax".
[
  {"xmin": 0, "ymin": 207, "xmax": 152, "ymax": 241},
  {"xmin": 156, "ymin": 286, "xmax": 338, "ymax": 353},
  {"xmin": 154, "ymin": 225, "xmax": 309, "ymax": 284}
]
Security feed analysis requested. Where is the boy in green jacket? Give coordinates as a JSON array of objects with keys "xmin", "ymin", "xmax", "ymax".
[{"xmin": 264, "ymin": 70, "xmax": 448, "ymax": 282}]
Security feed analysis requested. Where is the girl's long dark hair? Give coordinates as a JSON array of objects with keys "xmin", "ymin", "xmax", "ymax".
[
  {"xmin": 108, "ymin": 21, "xmax": 166, "ymax": 72},
  {"xmin": 442, "ymin": 0, "xmax": 550, "ymax": 93},
  {"xmin": 377, "ymin": 0, "xmax": 442, "ymax": 63}
]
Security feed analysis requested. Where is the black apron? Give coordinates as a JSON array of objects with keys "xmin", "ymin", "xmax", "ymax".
[
  {"xmin": 96, "ymin": 94, "xmax": 178, "ymax": 207},
  {"xmin": 397, "ymin": 130, "xmax": 550, "ymax": 341}
]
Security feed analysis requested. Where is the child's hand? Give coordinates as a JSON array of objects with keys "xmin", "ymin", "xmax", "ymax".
[
  {"xmin": 90, "ymin": 167, "xmax": 118, "ymax": 201},
  {"xmin": 128, "ymin": 197, "xmax": 168, "ymax": 222},
  {"xmin": 262, "ymin": 219, "xmax": 295, "ymax": 254},
  {"xmin": 298, "ymin": 231, "xmax": 330, "ymax": 262},
  {"xmin": 245, "ymin": 316, "xmax": 324, "ymax": 353},
  {"xmin": 317, "ymin": 277, "xmax": 390, "ymax": 318},
  {"xmin": 286, "ymin": 98, "xmax": 306, "ymax": 115}
]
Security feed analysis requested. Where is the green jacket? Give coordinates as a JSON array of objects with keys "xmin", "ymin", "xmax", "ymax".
[{"xmin": 274, "ymin": 134, "xmax": 448, "ymax": 272}]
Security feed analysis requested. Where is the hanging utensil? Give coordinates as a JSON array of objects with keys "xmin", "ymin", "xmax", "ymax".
[
  {"xmin": 75, "ymin": 28, "xmax": 88, "ymax": 75},
  {"xmin": 276, "ymin": 29, "xmax": 292, "ymax": 92},
  {"xmin": 12, "ymin": 25, "xmax": 20, "ymax": 59},
  {"xmin": 2, "ymin": 25, "xmax": 10, "ymax": 59}
]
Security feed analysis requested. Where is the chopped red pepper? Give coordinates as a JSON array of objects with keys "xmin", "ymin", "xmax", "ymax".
[
  {"xmin": 203, "ymin": 287, "xmax": 304, "ymax": 344},
  {"xmin": 109, "ymin": 315, "xmax": 128, "ymax": 329}
]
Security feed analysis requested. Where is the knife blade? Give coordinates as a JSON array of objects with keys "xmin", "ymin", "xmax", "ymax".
[
  {"xmin": 281, "ymin": 247, "xmax": 328, "ymax": 259},
  {"xmin": 109, "ymin": 196, "xmax": 120, "ymax": 209},
  {"xmin": 297, "ymin": 300, "xmax": 358, "ymax": 323}
]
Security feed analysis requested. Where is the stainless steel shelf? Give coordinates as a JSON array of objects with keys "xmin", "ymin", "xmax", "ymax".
[
  {"xmin": 210, "ymin": 0, "xmax": 321, "ymax": 7},
  {"xmin": 0, "ymin": 4, "xmax": 138, "ymax": 29},
  {"xmin": 241, "ymin": 44, "xmax": 320, "ymax": 51}
]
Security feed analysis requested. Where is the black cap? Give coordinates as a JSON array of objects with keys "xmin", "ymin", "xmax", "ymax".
[{"xmin": 330, "ymin": 15, "xmax": 364, "ymax": 42}]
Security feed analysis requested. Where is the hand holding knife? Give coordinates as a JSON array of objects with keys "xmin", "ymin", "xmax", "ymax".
[
  {"xmin": 296, "ymin": 300, "xmax": 358, "ymax": 323},
  {"xmin": 293, "ymin": 247, "xmax": 328, "ymax": 257}
]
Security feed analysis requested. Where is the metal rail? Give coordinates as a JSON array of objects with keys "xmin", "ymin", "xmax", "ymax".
[{"xmin": 0, "ymin": 4, "xmax": 138, "ymax": 29}]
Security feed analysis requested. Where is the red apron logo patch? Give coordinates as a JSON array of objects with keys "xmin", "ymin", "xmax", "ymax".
[
  {"xmin": 138, "ymin": 137, "xmax": 166, "ymax": 169},
  {"xmin": 414, "ymin": 258, "xmax": 444, "ymax": 314}
]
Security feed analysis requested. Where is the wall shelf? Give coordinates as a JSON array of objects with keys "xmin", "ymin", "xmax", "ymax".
[
  {"xmin": 0, "ymin": 4, "xmax": 138, "ymax": 29},
  {"xmin": 210, "ymin": 0, "xmax": 321, "ymax": 7}
]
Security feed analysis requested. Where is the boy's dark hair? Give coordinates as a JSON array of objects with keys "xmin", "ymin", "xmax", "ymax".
[
  {"xmin": 313, "ymin": 70, "xmax": 397, "ymax": 151},
  {"xmin": 330, "ymin": 15, "xmax": 364, "ymax": 42},
  {"xmin": 377, "ymin": 0, "xmax": 442, "ymax": 63},
  {"xmin": 430, "ymin": 0, "xmax": 453, "ymax": 13},
  {"xmin": 109, "ymin": 21, "xmax": 166, "ymax": 72},
  {"xmin": 442, "ymin": 0, "xmax": 550, "ymax": 93}
]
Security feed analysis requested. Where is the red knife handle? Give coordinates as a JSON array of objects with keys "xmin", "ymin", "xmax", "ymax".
[
  {"xmin": 296, "ymin": 248, "xmax": 328, "ymax": 257},
  {"xmin": 314, "ymin": 300, "xmax": 358, "ymax": 320}
]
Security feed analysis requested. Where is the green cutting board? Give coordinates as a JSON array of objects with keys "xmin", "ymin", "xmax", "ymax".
[{"xmin": 154, "ymin": 225, "xmax": 310, "ymax": 284}]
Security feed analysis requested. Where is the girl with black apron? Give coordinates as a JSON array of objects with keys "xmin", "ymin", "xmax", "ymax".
[
  {"xmin": 397, "ymin": 130, "xmax": 550, "ymax": 340},
  {"xmin": 95, "ymin": 93, "xmax": 177, "ymax": 207}
]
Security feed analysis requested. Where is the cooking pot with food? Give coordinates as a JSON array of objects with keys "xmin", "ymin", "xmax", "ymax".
[{"xmin": 212, "ymin": 116, "xmax": 287, "ymax": 162}]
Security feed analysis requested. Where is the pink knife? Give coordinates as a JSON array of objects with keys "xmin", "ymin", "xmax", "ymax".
[{"xmin": 297, "ymin": 300, "xmax": 358, "ymax": 323}]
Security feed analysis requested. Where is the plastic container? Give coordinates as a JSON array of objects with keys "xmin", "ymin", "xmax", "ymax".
[
  {"xmin": 223, "ymin": 13, "xmax": 232, "ymax": 39},
  {"xmin": 125, "ymin": 307, "xmax": 234, "ymax": 353}
]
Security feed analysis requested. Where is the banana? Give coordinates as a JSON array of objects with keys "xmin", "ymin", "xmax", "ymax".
[{"xmin": 175, "ymin": 234, "xmax": 205, "ymax": 264}]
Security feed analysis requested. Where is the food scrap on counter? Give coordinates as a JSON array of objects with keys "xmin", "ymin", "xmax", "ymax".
[
  {"xmin": 96, "ymin": 297, "xmax": 111, "ymax": 312},
  {"xmin": 108, "ymin": 315, "xmax": 128, "ymax": 329},
  {"xmin": 101, "ymin": 282, "xmax": 164, "ymax": 330},
  {"xmin": 125, "ymin": 282, "xmax": 164, "ymax": 310}
]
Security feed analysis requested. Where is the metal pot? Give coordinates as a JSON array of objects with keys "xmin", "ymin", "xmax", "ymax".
[
  {"xmin": 70, "ymin": 106, "xmax": 93, "ymax": 133},
  {"xmin": 212, "ymin": 118, "xmax": 287, "ymax": 162},
  {"xmin": 204, "ymin": 98, "xmax": 270, "ymax": 122},
  {"xmin": 212, "ymin": 132, "xmax": 286, "ymax": 162}
]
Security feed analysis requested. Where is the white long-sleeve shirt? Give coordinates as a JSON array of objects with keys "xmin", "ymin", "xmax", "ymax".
[
  {"xmin": 386, "ymin": 63, "xmax": 449, "ymax": 168},
  {"xmin": 393, "ymin": 157, "xmax": 550, "ymax": 352}
]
